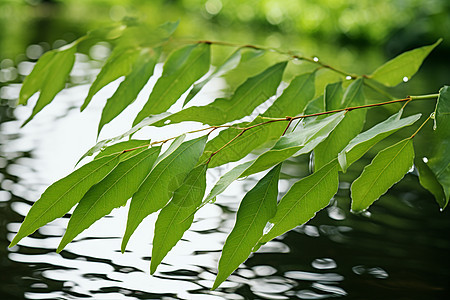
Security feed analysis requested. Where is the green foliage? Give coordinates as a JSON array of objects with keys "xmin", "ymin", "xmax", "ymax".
[
  {"xmin": 133, "ymin": 43, "xmax": 211, "ymax": 126},
  {"xmin": 259, "ymin": 160, "xmax": 339, "ymax": 245},
  {"xmin": 10, "ymin": 154, "xmax": 121, "ymax": 247},
  {"xmin": 428, "ymin": 86, "xmax": 450, "ymax": 207},
  {"xmin": 58, "ymin": 146, "xmax": 161, "ymax": 251},
  {"xmin": 369, "ymin": 39, "xmax": 442, "ymax": 87},
  {"xmin": 10, "ymin": 22, "xmax": 448, "ymax": 289},
  {"xmin": 338, "ymin": 110, "xmax": 421, "ymax": 172},
  {"xmin": 151, "ymin": 164, "xmax": 208, "ymax": 274},
  {"xmin": 213, "ymin": 164, "xmax": 281, "ymax": 290},
  {"xmin": 351, "ymin": 139, "xmax": 415, "ymax": 212},
  {"xmin": 122, "ymin": 135, "xmax": 207, "ymax": 251},
  {"xmin": 20, "ymin": 44, "xmax": 77, "ymax": 126}
]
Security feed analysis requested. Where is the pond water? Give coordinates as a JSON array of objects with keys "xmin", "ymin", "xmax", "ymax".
[{"xmin": 1, "ymin": 57, "xmax": 450, "ymax": 300}]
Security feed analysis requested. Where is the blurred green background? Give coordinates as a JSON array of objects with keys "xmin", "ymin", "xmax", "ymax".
[{"xmin": 1, "ymin": 0, "xmax": 449, "ymax": 95}]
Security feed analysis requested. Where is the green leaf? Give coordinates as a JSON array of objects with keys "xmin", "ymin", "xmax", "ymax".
[
  {"xmin": 183, "ymin": 48, "xmax": 242, "ymax": 107},
  {"xmin": 9, "ymin": 154, "xmax": 121, "ymax": 247},
  {"xmin": 21, "ymin": 44, "xmax": 77, "ymax": 126},
  {"xmin": 240, "ymin": 112, "xmax": 345, "ymax": 177},
  {"xmin": 133, "ymin": 43, "xmax": 211, "ymax": 126},
  {"xmin": 121, "ymin": 135, "xmax": 207, "ymax": 252},
  {"xmin": 81, "ymin": 47, "xmax": 141, "ymax": 111},
  {"xmin": 263, "ymin": 72, "xmax": 316, "ymax": 118},
  {"xmin": 304, "ymin": 95, "xmax": 324, "ymax": 116},
  {"xmin": 94, "ymin": 139, "xmax": 150, "ymax": 161},
  {"xmin": 154, "ymin": 134, "xmax": 186, "ymax": 165},
  {"xmin": 198, "ymin": 71, "xmax": 314, "ymax": 168},
  {"xmin": 314, "ymin": 79, "xmax": 366, "ymax": 171},
  {"xmin": 98, "ymin": 48, "xmax": 160, "ymax": 135},
  {"xmin": 152, "ymin": 62, "xmax": 287, "ymax": 127},
  {"xmin": 416, "ymin": 158, "xmax": 446, "ymax": 209},
  {"xmin": 150, "ymin": 164, "xmax": 208, "ymax": 274},
  {"xmin": 338, "ymin": 110, "xmax": 421, "ymax": 172},
  {"xmin": 324, "ymin": 81, "xmax": 343, "ymax": 110},
  {"xmin": 57, "ymin": 147, "xmax": 161, "ymax": 251},
  {"xmin": 200, "ymin": 118, "xmax": 286, "ymax": 168},
  {"xmin": 259, "ymin": 160, "xmax": 339, "ymax": 245},
  {"xmin": 370, "ymin": 39, "xmax": 442, "ymax": 87},
  {"xmin": 428, "ymin": 85, "xmax": 450, "ymax": 206},
  {"xmin": 351, "ymin": 139, "xmax": 415, "ymax": 212},
  {"xmin": 204, "ymin": 161, "xmax": 254, "ymax": 205},
  {"xmin": 213, "ymin": 164, "xmax": 281, "ymax": 290},
  {"xmin": 76, "ymin": 112, "xmax": 171, "ymax": 165}
]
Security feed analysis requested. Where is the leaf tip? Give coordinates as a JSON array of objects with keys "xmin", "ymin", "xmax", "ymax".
[
  {"xmin": 149, "ymin": 262, "xmax": 157, "ymax": 275},
  {"xmin": 211, "ymin": 279, "xmax": 221, "ymax": 291}
]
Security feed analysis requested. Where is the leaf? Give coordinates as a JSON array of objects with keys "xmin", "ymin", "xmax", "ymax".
[
  {"xmin": 76, "ymin": 112, "xmax": 171, "ymax": 165},
  {"xmin": 428, "ymin": 85, "xmax": 450, "ymax": 206},
  {"xmin": 21, "ymin": 44, "xmax": 77, "ymax": 126},
  {"xmin": 213, "ymin": 164, "xmax": 281, "ymax": 290},
  {"xmin": 152, "ymin": 62, "xmax": 287, "ymax": 127},
  {"xmin": 198, "ymin": 71, "xmax": 315, "ymax": 167},
  {"xmin": 370, "ymin": 39, "xmax": 442, "ymax": 87},
  {"xmin": 81, "ymin": 47, "xmax": 141, "ymax": 111},
  {"xmin": 200, "ymin": 118, "xmax": 286, "ymax": 168},
  {"xmin": 98, "ymin": 48, "xmax": 160, "ymax": 135},
  {"xmin": 263, "ymin": 72, "xmax": 316, "ymax": 118},
  {"xmin": 150, "ymin": 164, "xmax": 208, "ymax": 274},
  {"xmin": 416, "ymin": 158, "xmax": 446, "ymax": 209},
  {"xmin": 204, "ymin": 161, "xmax": 254, "ymax": 204},
  {"xmin": 240, "ymin": 112, "xmax": 345, "ymax": 177},
  {"xmin": 154, "ymin": 134, "xmax": 186, "ymax": 165},
  {"xmin": 183, "ymin": 48, "xmax": 242, "ymax": 106},
  {"xmin": 9, "ymin": 154, "xmax": 121, "ymax": 247},
  {"xmin": 133, "ymin": 43, "xmax": 211, "ymax": 126},
  {"xmin": 314, "ymin": 79, "xmax": 366, "ymax": 171},
  {"xmin": 351, "ymin": 139, "xmax": 415, "ymax": 212},
  {"xmin": 338, "ymin": 110, "xmax": 421, "ymax": 172},
  {"xmin": 94, "ymin": 139, "xmax": 150, "ymax": 161},
  {"xmin": 324, "ymin": 81, "xmax": 344, "ymax": 110},
  {"xmin": 57, "ymin": 147, "xmax": 161, "ymax": 251},
  {"xmin": 121, "ymin": 135, "xmax": 207, "ymax": 252},
  {"xmin": 304, "ymin": 95, "xmax": 324, "ymax": 116},
  {"xmin": 259, "ymin": 160, "xmax": 339, "ymax": 245}
]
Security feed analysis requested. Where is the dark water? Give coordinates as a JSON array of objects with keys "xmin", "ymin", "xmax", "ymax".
[{"xmin": 1, "ymin": 67, "xmax": 450, "ymax": 300}]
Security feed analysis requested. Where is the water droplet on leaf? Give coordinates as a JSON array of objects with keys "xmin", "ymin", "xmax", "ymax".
[
  {"xmin": 402, "ymin": 76, "xmax": 409, "ymax": 82},
  {"xmin": 313, "ymin": 56, "xmax": 319, "ymax": 62}
]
